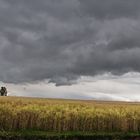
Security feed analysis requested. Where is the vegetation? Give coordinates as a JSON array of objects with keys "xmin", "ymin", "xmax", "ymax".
[
  {"xmin": 0, "ymin": 130, "xmax": 140, "ymax": 140},
  {"xmin": 0, "ymin": 96, "xmax": 140, "ymax": 134},
  {"xmin": 0, "ymin": 87, "xmax": 7, "ymax": 96}
]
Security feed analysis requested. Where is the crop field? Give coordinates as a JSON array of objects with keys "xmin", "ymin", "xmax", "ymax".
[{"xmin": 0, "ymin": 96, "xmax": 140, "ymax": 133}]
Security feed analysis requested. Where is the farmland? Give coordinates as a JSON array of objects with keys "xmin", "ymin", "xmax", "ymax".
[{"xmin": 0, "ymin": 96, "xmax": 140, "ymax": 139}]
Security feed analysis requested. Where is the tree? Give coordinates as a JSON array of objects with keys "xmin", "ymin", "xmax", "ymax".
[{"xmin": 0, "ymin": 87, "xmax": 7, "ymax": 96}]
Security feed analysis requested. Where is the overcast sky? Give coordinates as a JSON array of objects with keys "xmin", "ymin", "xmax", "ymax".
[{"xmin": 0, "ymin": 0, "xmax": 140, "ymax": 101}]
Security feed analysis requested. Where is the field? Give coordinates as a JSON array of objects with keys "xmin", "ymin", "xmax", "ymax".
[
  {"xmin": 0, "ymin": 96, "xmax": 140, "ymax": 132},
  {"xmin": 0, "ymin": 96, "xmax": 140, "ymax": 139}
]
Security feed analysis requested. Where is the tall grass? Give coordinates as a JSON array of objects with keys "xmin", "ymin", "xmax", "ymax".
[{"xmin": 0, "ymin": 96, "xmax": 140, "ymax": 132}]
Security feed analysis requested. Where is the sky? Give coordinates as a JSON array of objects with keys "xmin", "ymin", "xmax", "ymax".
[{"xmin": 0, "ymin": 0, "xmax": 140, "ymax": 101}]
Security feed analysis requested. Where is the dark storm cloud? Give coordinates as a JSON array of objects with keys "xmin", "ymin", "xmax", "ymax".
[{"xmin": 0, "ymin": 0, "xmax": 140, "ymax": 85}]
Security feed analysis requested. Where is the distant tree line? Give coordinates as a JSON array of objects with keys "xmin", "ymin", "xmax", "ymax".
[{"xmin": 0, "ymin": 87, "xmax": 7, "ymax": 96}]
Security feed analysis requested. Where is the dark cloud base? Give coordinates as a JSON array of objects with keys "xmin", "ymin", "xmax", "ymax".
[{"xmin": 0, "ymin": 0, "xmax": 140, "ymax": 85}]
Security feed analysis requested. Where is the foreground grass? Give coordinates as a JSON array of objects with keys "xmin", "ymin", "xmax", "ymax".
[{"xmin": 0, "ymin": 130, "xmax": 140, "ymax": 139}]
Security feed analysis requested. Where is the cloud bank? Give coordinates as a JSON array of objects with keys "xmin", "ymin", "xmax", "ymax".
[
  {"xmin": 3, "ymin": 72, "xmax": 140, "ymax": 101},
  {"xmin": 0, "ymin": 0, "xmax": 140, "ymax": 86}
]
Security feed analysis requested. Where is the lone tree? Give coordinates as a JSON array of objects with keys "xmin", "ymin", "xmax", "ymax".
[{"xmin": 0, "ymin": 87, "xmax": 7, "ymax": 96}]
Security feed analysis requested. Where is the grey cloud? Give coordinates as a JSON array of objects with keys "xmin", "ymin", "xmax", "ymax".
[
  {"xmin": 0, "ymin": 0, "xmax": 140, "ymax": 85},
  {"xmin": 79, "ymin": 0, "xmax": 140, "ymax": 19}
]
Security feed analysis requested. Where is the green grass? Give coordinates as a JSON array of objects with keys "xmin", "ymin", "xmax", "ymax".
[{"xmin": 0, "ymin": 130, "xmax": 140, "ymax": 139}]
